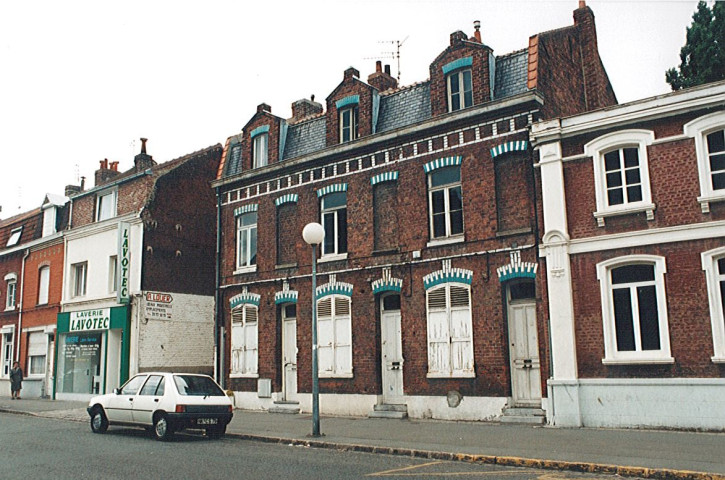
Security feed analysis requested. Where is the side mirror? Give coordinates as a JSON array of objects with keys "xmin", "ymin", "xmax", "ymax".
[{"xmin": 113, "ymin": 388, "xmax": 121, "ymax": 395}]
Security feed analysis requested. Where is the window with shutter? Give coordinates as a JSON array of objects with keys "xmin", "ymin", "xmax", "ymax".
[
  {"xmin": 426, "ymin": 284, "xmax": 474, "ymax": 377},
  {"xmin": 316, "ymin": 295, "xmax": 353, "ymax": 377},
  {"xmin": 230, "ymin": 304, "xmax": 259, "ymax": 377},
  {"xmin": 28, "ymin": 331, "xmax": 47, "ymax": 375}
]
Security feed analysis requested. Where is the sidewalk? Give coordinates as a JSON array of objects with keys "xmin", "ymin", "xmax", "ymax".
[{"xmin": 2, "ymin": 397, "xmax": 724, "ymax": 480}]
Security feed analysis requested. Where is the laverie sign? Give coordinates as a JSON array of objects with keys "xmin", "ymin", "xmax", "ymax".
[
  {"xmin": 70, "ymin": 309, "xmax": 111, "ymax": 332},
  {"xmin": 117, "ymin": 222, "xmax": 130, "ymax": 304}
]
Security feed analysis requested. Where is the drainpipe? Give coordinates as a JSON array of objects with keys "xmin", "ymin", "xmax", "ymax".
[
  {"xmin": 16, "ymin": 249, "xmax": 29, "ymax": 362},
  {"xmin": 214, "ymin": 187, "xmax": 224, "ymax": 388}
]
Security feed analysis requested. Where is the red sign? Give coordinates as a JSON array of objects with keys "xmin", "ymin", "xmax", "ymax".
[{"xmin": 145, "ymin": 292, "xmax": 173, "ymax": 303}]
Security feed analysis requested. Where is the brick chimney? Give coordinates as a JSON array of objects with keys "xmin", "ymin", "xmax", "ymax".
[
  {"xmin": 450, "ymin": 30, "xmax": 467, "ymax": 46},
  {"xmin": 134, "ymin": 137, "xmax": 156, "ymax": 172},
  {"xmin": 256, "ymin": 103, "xmax": 272, "ymax": 114},
  {"xmin": 367, "ymin": 60, "xmax": 398, "ymax": 92},
  {"xmin": 472, "ymin": 20, "xmax": 482, "ymax": 43},
  {"xmin": 344, "ymin": 67, "xmax": 360, "ymax": 81},
  {"xmin": 95, "ymin": 158, "xmax": 121, "ymax": 186},
  {"xmin": 290, "ymin": 97, "xmax": 323, "ymax": 123}
]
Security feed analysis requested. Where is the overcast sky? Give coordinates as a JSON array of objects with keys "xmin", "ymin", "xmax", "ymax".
[{"xmin": 0, "ymin": 0, "xmax": 701, "ymax": 218}]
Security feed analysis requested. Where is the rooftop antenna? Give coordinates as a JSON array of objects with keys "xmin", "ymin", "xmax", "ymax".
[
  {"xmin": 74, "ymin": 163, "xmax": 80, "ymax": 184},
  {"xmin": 365, "ymin": 36, "xmax": 408, "ymax": 82}
]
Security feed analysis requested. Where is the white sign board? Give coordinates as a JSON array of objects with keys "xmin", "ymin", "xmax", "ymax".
[
  {"xmin": 145, "ymin": 291, "xmax": 173, "ymax": 320},
  {"xmin": 70, "ymin": 309, "xmax": 111, "ymax": 332}
]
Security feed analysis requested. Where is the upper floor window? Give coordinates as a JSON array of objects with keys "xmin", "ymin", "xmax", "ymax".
[
  {"xmin": 596, "ymin": 256, "xmax": 672, "ymax": 364},
  {"xmin": 96, "ymin": 190, "xmax": 117, "ymax": 222},
  {"xmin": 684, "ymin": 112, "xmax": 725, "ymax": 213},
  {"xmin": 42, "ymin": 206, "xmax": 57, "ymax": 236},
  {"xmin": 585, "ymin": 130, "xmax": 655, "ymax": 227},
  {"xmin": 320, "ymin": 188, "xmax": 347, "ymax": 257},
  {"xmin": 37, "ymin": 266, "xmax": 50, "ymax": 305},
  {"xmin": 701, "ymin": 247, "xmax": 725, "ymax": 363},
  {"xmin": 109, "ymin": 255, "xmax": 118, "ymax": 294},
  {"xmin": 317, "ymin": 294, "xmax": 353, "ymax": 377},
  {"xmin": 427, "ymin": 165, "xmax": 464, "ymax": 241},
  {"xmin": 71, "ymin": 262, "xmax": 87, "ymax": 298},
  {"xmin": 426, "ymin": 283, "xmax": 474, "ymax": 377},
  {"xmin": 230, "ymin": 303, "xmax": 259, "ymax": 377},
  {"xmin": 339, "ymin": 105, "xmax": 359, "ymax": 143},
  {"xmin": 5, "ymin": 274, "xmax": 17, "ymax": 310},
  {"xmin": 252, "ymin": 133, "xmax": 268, "ymax": 168},
  {"xmin": 447, "ymin": 69, "xmax": 473, "ymax": 112},
  {"xmin": 236, "ymin": 210, "xmax": 257, "ymax": 272},
  {"xmin": 6, "ymin": 227, "xmax": 22, "ymax": 247}
]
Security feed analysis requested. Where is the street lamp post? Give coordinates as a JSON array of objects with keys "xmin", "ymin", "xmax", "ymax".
[{"xmin": 302, "ymin": 222, "xmax": 325, "ymax": 437}]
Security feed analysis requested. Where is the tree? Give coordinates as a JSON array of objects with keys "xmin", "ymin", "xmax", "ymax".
[{"xmin": 666, "ymin": 1, "xmax": 725, "ymax": 90}]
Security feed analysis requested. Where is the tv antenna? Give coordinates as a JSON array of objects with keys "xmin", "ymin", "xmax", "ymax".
[{"xmin": 366, "ymin": 36, "xmax": 408, "ymax": 82}]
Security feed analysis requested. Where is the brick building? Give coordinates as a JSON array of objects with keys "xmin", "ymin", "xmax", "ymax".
[
  {"xmin": 212, "ymin": 3, "xmax": 616, "ymax": 421},
  {"xmin": 0, "ymin": 193, "xmax": 69, "ymax": 397},
  {"xmin": 532, "ymin": 80, "xmax": 725, "ymax": 429},
  {"xmin": 55, "ymin": 140, "xmax": 222, "ymax": 401}
]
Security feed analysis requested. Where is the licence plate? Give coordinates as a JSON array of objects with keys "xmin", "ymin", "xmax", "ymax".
[{"xmin": 197, "ymin": 418, "xmax": 218, "ymax": 425}]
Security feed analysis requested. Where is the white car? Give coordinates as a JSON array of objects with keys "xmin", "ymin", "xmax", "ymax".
[{"xmin": 87, "ymin": 372, "xmax": 233, "ymax": 441}]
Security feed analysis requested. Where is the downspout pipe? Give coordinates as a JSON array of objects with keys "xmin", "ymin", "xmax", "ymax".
[
  {"xmin": 214, "ymin": 187, "xmax": 224, "ymax": 388},
  {"xmin": 16, "ymin": 248, "xmax": 30, "ymax": 362}
]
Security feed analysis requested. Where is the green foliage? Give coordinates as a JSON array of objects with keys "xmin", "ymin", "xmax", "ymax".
[{"xmin": 666, "ymin": 1, "xmax": 725, "ymax": 90}]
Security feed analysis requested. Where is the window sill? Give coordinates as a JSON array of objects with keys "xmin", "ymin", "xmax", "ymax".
[
  {"xmin": 698, "ymin": 193, "xmax": 725, "ymax": 214},
  {"xmin": 426, "ymin": 371, "xmax": 475, "ymax": 379},
  {"xmin": 372, "ymin": 248, "xmax": 399, "ymax": 256},
  {"xmin": 319, "ymin": 253, "xmax": 348, "ymax": 263},
  {"xmin": 426, "ymin": 236, "xmax": 465, "ymax": 248},
  {"xmin": 712, "ymin": 356, "xmax": 725, "ymax": 364},
  {"xmin": 230, "ymin": 373, "xmax": 259, "ymax": 379},
  {"xmin": 602, "ymin": 356, "xmax": 674, "ymax": 365},
  {"xmin": 234, "ymin": 266, "xmax": 257, "ymax": 275},
  {"xmin": 319, "ymin": 372, "xmax": 354, "ymax": 378},
  {"xmin": 4, "ymin": 306, "xmax": 16, "ymax": 312},
  {"xmin": 275, "ymin": 263, "xmax": 298, "ymax": 270},
  {"xmin": 496, "ymin": 227, "xmax": 532, "ymax": 238},
  {"xmin": 593, "ymin": 202, "xmax": 656, "ymax": 227}
]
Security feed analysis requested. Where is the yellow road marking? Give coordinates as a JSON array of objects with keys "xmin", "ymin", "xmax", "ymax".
[
  {"xmin": 368, "ymin": 461, "xmax": 528, "ymax": 476},
  {"xmin": 368, "ymin": 461, "xmax": 444, "ymax": 476}
]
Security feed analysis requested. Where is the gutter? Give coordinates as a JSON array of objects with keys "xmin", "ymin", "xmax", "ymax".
[
  {"xmin": 214, "ymin": 187, "xmax": 224, "ymax": 388},
  {"xmin": 16, "ymin": 249, "xmax": 29, "ymax": 362}
]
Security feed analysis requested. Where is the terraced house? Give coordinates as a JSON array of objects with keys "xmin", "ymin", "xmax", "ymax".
[{"xmin": 213, "ymin": 2, "xmax": 616, "ymax": 421}]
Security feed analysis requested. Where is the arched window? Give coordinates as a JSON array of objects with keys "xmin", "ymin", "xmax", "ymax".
[
  {"xmin": 316, "ymin": 294, "xmax": 352, "ymax": 377},
  {"xmin": 426, "ymin": 283, "xmax": 473, "ymax": 377},
  {"xmin": 230, "ymin": 303, "xmax": 258, "ymax": 377}
]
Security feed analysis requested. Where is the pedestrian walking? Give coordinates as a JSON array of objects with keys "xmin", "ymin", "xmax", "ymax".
[{"xmin": 10, "ymin": 361, "xmax": 22, "ymax": 399}]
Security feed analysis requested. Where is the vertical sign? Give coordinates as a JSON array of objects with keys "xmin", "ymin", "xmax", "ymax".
[{"xmin": 117, "ymin": 222, "xmax": 130, "ymax": 304}]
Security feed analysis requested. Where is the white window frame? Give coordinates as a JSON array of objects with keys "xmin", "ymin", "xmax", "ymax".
[
  {"xmin": 96, "ymin": 189, "xmax": 117, "ymax": 222},
  {"xmin": 339, "ymin": 105, "xmax": 358, "ymax": 143},
  {"xmin": 42, "ymin": 206, "xmax": 57, "ymax": 237},
  {"xmin": 26, "ymin": 329, "xmax": 47, "ymax": 377},
  {"xmin": 702, "ymin": 246, "xmax": 725, "ymax": 363},
  {"xmin": 446, "ymin": 68, "xmax": 473, "ymax": 112},
  {"xmin": 425, "ymin": 283, "xmax": 474, "ymax": 378},
  {"xmin": 585, "ymin": 130, "xmax": 655, "ymax": 227},
  {"xmin": 316, "ymin": 294, "xmax": 353, "ymax": 378},
  {"xmin": 427, "ymin": 166, "xmax": 464, "ymax": 242},
  {"xmin": 320, "ymin": 192, "xmax": 347, "ymax": 259},
  {"xmin": 235, "ymin": 212, "xmax": 257, "ymax": 273},
  {"xmin": 596, "ymin": 255, "xmax": 673, "ymax": 365},
  {"xmin": 6, "ymin": 227, "xmax": 22, "ymax": 247},
  {"xmin": 230, "ymin": 304, "xmax": 258, "ymax": 378},
  {"xmin": 684, "ymin": 111, "xmax": 725, "ymax": 213},
  {"xmin": 252, "ymin": 132, "xmax": 268, "ymax": 168},
  {"xmin": 71, "ymin": 262, "xmax": 87, "ymax": 298},
  {"xmin": 5, "ymin": 273, "xmax": 17, "ymax": 310},
  {"xmin": 109, "ymin": 255, "xmax": 118, "ymax": 294},
  {"xmin": 1, "ymin": 328, "xmax": 14, "ymax": 378},
  {"xmin": 37, "ymin": 266, "xmax": 50, "ymax": 305}
]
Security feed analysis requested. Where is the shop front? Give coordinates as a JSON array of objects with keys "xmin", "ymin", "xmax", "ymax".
[{"xmin": 54, "ymin": 306, "xmax": 130, "ymax": 401}]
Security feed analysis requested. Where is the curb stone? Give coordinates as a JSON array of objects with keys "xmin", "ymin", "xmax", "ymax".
[{"xmin": 3, "ymin": 407, "xmax": 723, "ymax": 480}]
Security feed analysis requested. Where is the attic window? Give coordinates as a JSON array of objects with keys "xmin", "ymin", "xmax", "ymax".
[
  {"xmin": 443, "ymin": 57, "xmax": 473, "ymax": 112},
  {"xmin": 6, "ymin": 227, "xmax": 22, "ymax": 247}
]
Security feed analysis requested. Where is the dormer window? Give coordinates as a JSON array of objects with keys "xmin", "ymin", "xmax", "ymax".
[
  {"xmin": 96, "ymin": 190, "xmax": 117, "ymax": 222},
  {"xmin": 42, "ymin": 206, "xmax": 57, "ymax": 237},
  {"xmin": 250, "ymin": 125, "xmax": 269, "ymax": 169},
  {"xmin": 6, "ymin": 227, "xmax": 22, "ymax": 247},
  {"xmin": 336, "ymin": 95, "xmax": 360, "ymax": 144},
  {"xmin": 443, "ymin": 57, "xmax": 473, "ymax": 112}
]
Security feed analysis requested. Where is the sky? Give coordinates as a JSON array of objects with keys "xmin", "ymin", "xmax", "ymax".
[{"xmin": 0, "ymin": 0, "xmax": 703, "ymax": 218}]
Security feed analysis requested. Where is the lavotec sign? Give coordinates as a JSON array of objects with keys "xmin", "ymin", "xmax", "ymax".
[
  {"xmin": 117, "ymin": 222, "xmax": 130, "ymax": 304},
  {"xmin": 70, "ymin": 309, "xmax": 111, "ymax": 332}
]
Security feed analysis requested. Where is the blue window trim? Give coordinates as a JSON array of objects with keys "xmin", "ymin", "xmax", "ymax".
[
  {"xmin": 423, "ymin": 156, "xmax": 462, "ymax": 174},
  {"xmin": 274, "ymin": 290, "xmax": 298, "ymax": 305},
  {"xmin": 316, "ymin": 281, "xmax": 353, "ymax": 301},
  {"xmin": 442, "ymin": 57, "xmax": 473, "ymax": 75},
  {"xmin": 370, "ymin": 171, "xmax": 399, "ymax": 186},
  {"xmin": 335, "ymin": 95, "xmax": 360, "ymax": 110},
  {"xmin": 317, "ymin": 183, "xmax": 348, "ymax": 198},
  {"xmin": 490, "ymin": 141, "xmax": 528, "ymax": 159},
  {"xmin": 233, "ymin": 204, "xmax": 258, "ymax": 217},
  {"xmin": 250, "ymin": 125, "xmax": 270, "ymax": 138},
  {"xmin": 230, "ymin": 292, "xmax": 261, "ymax": 309},
  {"xmin": 275, "ymin": 194, "xmax": 299, "ymax": 207},
  {"xmin": 423, "ymin": 267, "xmax": 473, "ymax": 290}
]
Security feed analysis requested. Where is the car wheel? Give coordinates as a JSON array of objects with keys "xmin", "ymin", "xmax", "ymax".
[
  {"xmin": 206, "ymin": 424, "xmax": 226, "ymax": 439},
  {"xmin": 90, "ymin": 407, "xmax": 108, "ymax": 434},
  {"xmin": 153, "ymin": 413, "xmax": 174, "ymax": 441}
]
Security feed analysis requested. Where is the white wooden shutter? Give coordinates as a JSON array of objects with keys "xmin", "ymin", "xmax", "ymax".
[
  {"xmin": 317, "ymin": 298, "xmax": 334, "ymax": 374},
  {"xmin": 243, "ymin": 305, "xmax": 258, "ymax": 375},
  {"xmin": 449, "ymin": 286, "xmax": 473, "ymax": 374},
  {"xmin": 334, "ymin": 296, "xmax": 352, "ymax": 375},
  {"xmin": 427, "ymin": 287, "xmax": 450, "ymax": 374},
  {"xmin": 230, "ymin": 309, "xmax": 244, "ymax": 375}
]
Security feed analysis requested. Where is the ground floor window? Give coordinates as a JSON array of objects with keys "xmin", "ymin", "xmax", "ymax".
[
  {"xmin": 317, "ymin": 295, "xmax": 352, "ymax": 377},
  {"xmin": 702, "ymin": 247, "xmax": 725, "ymax": 361},
  {"xmin": 230, "ymin": 304, "xmax": 258, "ymax": 377},
  {"xmin": 426, "ymin": 283, "xmax": 474, "ymax": 377},
  {"xmin": 1, "ymin": 331, "xmax": 13, "ymax": 378},
  {"xmin": 27, "ymin": 331, "xmax": 47, "ymax": 375},
  {"xmin": 56, "ymin": 331, "xmax": 103, "ymax": 394}
]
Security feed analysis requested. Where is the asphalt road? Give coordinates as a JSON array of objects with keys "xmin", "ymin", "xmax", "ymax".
[{"xmin": 2, "ymin": 413, "xmax": 642, "ymax": 480}]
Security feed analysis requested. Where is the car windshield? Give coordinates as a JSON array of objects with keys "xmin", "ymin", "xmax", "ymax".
[{"xmin": 173, "ymin": 375, "xmax": 226, "ymax": 396}]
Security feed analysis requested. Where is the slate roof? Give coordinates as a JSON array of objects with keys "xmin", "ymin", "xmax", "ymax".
[
  {"xmin": 377, "ymin": 82, "xmax": 431, "ymax": 134},
  {"xmin": 494, "ymin": 49, "xmax": 529, "ymax": 100},
  {"xmin": 283, "ymin": 115, "xmax": 327, "ymax": 160}
]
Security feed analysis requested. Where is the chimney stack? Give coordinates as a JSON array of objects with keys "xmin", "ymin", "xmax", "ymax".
[
  {"xmin": 95, "ymin": 158, "xmax": 121, "ymax": 186},
  {"xmin": 65, "ymin": 184, "xmax": 81, "ymax": 197},
  {"xmin": 473, "ymin": 20, "xmax": 482, "ymax": 42},
  {"xmin": 134, "ymin": 137, "xmax": 157, "ymax": 172},
  {"xmin": 290, "ymin": 97, "xmax": 324, "ymax": 123},
  {"xmin": 368, "ymin": 61, "xmax": 398, "ymax": 92}
]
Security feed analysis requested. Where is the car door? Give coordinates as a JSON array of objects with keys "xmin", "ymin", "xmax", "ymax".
[
  {"xmin": 106, "ymin": 374, "xmax": 147, "ymax": 423},
  {"xmin": 132, "ymin": 375, "xmax": 165, "ymax": 425}
]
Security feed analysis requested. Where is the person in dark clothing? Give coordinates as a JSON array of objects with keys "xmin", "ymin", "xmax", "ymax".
[{"xmin": 10, "ymin": 361, "xmax": 22, "ymax": 399}]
